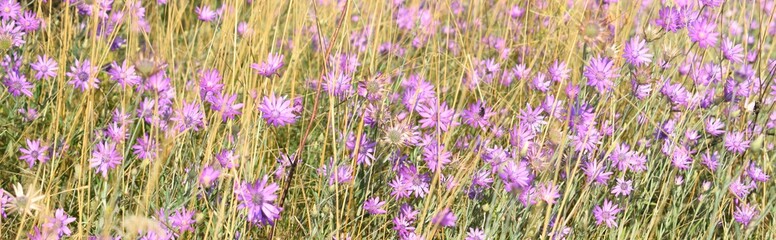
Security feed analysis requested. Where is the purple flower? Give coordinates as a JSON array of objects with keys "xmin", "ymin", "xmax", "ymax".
[
  {"xmin": 498, "ymin": 160, "xmax": 532, "ymax": 193},
  {"xmin": 251, "ymin": 53, "xmax": 284, "ymax": 77},
  {"xmin": 704, "ymin": 117, "xmax": 725, "ymax": 136},
  {"xmin": 461, "ymin": 101, "xmax": 494, "ymax": 129},
  {"xmin": 346, "ymin": 133, "xmax": 376, "ymax": 166},
  {"xmin": 583, "ymin": 160, "xmax": 612, "ymax": 185},
  {"xmin": 43, "ymin": 208, "xmax": 75, "ymax": 237},
  {"xmin": 216, "ymin": 149, "xmax": 239, "ymax": 169},
  {"xmin": 89, "ymin": 141, "xmax": 123, "ymax": 178},
  {"xmin": 747, "ymin": 163, "xmax": 770, "ymax": 183},
  {"xmin": 327, "ymin": 163, "xmax": 354, "ymax": 185},
  {"xmin": 208, "ymin": 92, "xmax": 244, "ymax": 121},
  {"xmin": 611, "ymin": 177, "xmax": 633, "ymax": 197},
  {"xmin": 530, "ymin": 72, "xmax": 550, "ymax": 92},
  {"xmin": 16, "ymin": 11, "xmax": 40, "ymax": 32},
  {"xmin": 398, "ymin": 165, "xmax": 430, "ymax": 198},
  {"xmin": 700, "ymin": 0, "xmax": 723, "ymax": 7},
  {"xmin": 592, "ymin": 199, "xmax": 621, "ymax": 228},
  {"xmin": 195, "ymin": 5, "xmax": 218, "ymax": 22},
  {"xmin": 322, "ymin": 71, "xmax": 353, "ymax": 99},
  {"xmin": 362, "ymin": 197, "xmax": 387, "ymax": 215},
  {"xmin": 258, "ymin": 93, "xmax": 297, "ymax": 126},
  {"xmin": 30, "ymin": 55, "xmax": 59, "ymax": 80},
  {"xmin": 536, "ymin": 182, "xmax": 560, "ymax": 204},
  {"xmin": 733, "ymin": 202, "xmax": 758, "ymax": 227},
  {"xmin": 701, "ymin": 151, "xmax": 719, "ymax": 172},
  {"xmin": 3, "ymin": 71, "xmax": 33, "ymax": 97},
  {"xmin": 548, "ymin": 60, "xmax": 570, "ymax": 82},
  {"xmin": 622, "ymin": 36, "xmax": 652, "ymax": 66},
  {"xmin": 108, "ymin": 61, "xmax": 141, "ymax": 88},
  {"xmin": 199, "ymin": 165, "xmax": 221, "ymax": 187},
  {"xmin": 687, "ymin": 18, "xmax": 718, "ymax": 49},
  {"xmin": 654, "ymin": 6, "xmax": 685, "ymax": 32},
  {"xmin": 465, "ymin": 228, "xmax": 486, "ymax": 240},
  {"xmin": 421, "ymin": 142, "xmax": 452, "ymax": 172},
  {"xmin": 724, "ymin": 131, "xmax": 750, "ymax": 154},
  {"xmin": 66, "ymin": 59, "xmax": 100, "ymax": 92},
  {"xmin": 431, "ymin": 208, "xmax": 456, "ymax": 228},
  {"xmin": 584, "ymin": 55, "xmax": 619, "ymax": 93},
  {"xmin": 721, "ymin": 38, "xmax": 744, "ymax": 63},
  {"xmin": 0, "ymin": 20, "xmax": 24, "ymax": 48},
  {"xmin": 198, "ymin": 69, "xmax": 224, "ymax": 100},
  {"xmin": 236, "ymin": 176, "xmax": 282, "ymax": 226},
  {"xmin": 19, "ymin": 139, "xmax": 49, "ymax": 168},
  {"xmin": 170, "ymin": 208, "xmax": 196, "ymax": 232},
  {"xmin": 417, "ymin": 101, "xmax": 459, "ymax": 132},
  {"xmin": 0, "ymin": 0, "xmax": 21, "ymax": 20},
  {"xmin": 172, "ymin": 101, "xmax": 206, "ymax": 132},
  {"xmin": 132, "ymin": 134, "xmax": 158, "ymax": 161}
]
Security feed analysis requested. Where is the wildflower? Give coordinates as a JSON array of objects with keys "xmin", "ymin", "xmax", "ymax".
[
  {"xmin": 16, "ymin": 10, "xmax": 40, "ymax": 32},
  {"xmin": 398, "ymin": 165, "xmax": 430, "ymax": 198},
  {"xmin": 700, "ymin": 0, "xmax": 723, "ymax": 7},
  {"xmin": 518, "ymin": 103, "xmax": 547, "ymax": 132},
  {"xmin": 721, "ymin": 38, "xmax": 744, "ymax": 63},
  {"xmin": 530, "ymin": 72, "xmax": 551, "ymax": 92},
  {"xmin": 622, "ymin": 36, "xmax": 652, "ymax": 66},
  {"xmin": 3, "ymin": 71, "xmax": 32, "ymax": 97},
  {"xmin": 216, "ymin": 149, "xmax": 239, "ymax": 169},
  {"xmin": 66, "ymin": 59, "xmax": 100, "ymax": 92},
  {"xmin": 498, "ymin": 160, "xmax": 533, "ymax": 193},
  {"xmin": 362, "ymin": 197, "xmax": 387, "ymax": 215},
  {"xmin": 592, "ymin": 199, "xmax": 621, "ymax": 228},
  {"xmin": 416, "ymin": 101, "xmax": 459, "ymax": 132},
  {"xmin": 687, "ymin": 18, "xmax": 718, "ymax": 49},
  {"xmin": 30, "ymin": 55, "xmax": 58, "ymax": 80},
  {"xmin": 583, "ymin": 160, "xmax": 612, "ymax": 185},
  {"xmin": 465, "ymin": 228, "xmax": 486, "ymax": 240},
  {"xmin": 421, "ymin": 142, "xmax": 452, "ymax": 172},
  {"xmin": 199, "ymin": 165, "xmax": 221, "ymax": 187},
  {"xmin": 654, "ymin": 7, "xmax": 685, "ymax": 32},
  {"xmin": 251, "ymin": 53, "xmax": 284, "ymax": 77},
  {"xmin": 733, "ymin": 202, "xmax": 758, "ymax": 227},
  {"xmin": 0, "ymin": 20, "xmax": 23, "ymax": 48},
  {"xmin": 549, "ymin": 60, "xmax": 570, "ymax": 82},
  {"xmin": 108, "ymin": 61, "xmax": 142, "ymax": 88},
  {"xmin": 43, "ymin": 208, "xmax": 76, "ymax": 237},
  {"xmin": 431, "ymin": 208, "xmax": 456, "ymax": 228},
  {"xmin": 19, "ymin": 139, "xmax": 50, "ymax": 168},
  {"xmin": 536, "ymin": 182, "xmax": 561, "ymax": 204},
  {"xmin": 258, "ymin": 93, "xmax": 297, "ymax": 126},
  {"xmin": 584, "ymin": 55, "xmax": 619, "ymax": 93},
  {"xmin": 132, "ymin": 134, "xmax": 158, "ymax": 161},
  {"xmin": 747, "ymin": 163, "xmax": 770, "ymax": 183},
  {"xmin": 171, "ymin": 101, "xmax": 205, "ymax": 132},
  {"xmin": 346, "ymin": 133, "xmax": 376, "ymax": 166},
  {"xmin": 724, "ymin": 131, "xmax": 750, "ymax": 154},
  {"xmin": 208, "ymin": 92, "xmax": 244, "ymax": 121},
  {"xmin": 169, "ymin": 208, "xmax": 196, "ymax": 232},
  {"xmin": 18, "ymin": 107, "xmax": 38, "ymax": 122},
  {"xmin": 704, "ymin": 118, "xmax": 725, "ymax": 136},
  {"xmin": 2, "ymin": 183, "xmax": 44, "ymax": 216},
  {"xmin": 462, "ymin": 101, "xmax": 494, "ymax": 129},
  {"xmin": 0, "ymin": 0, "xmax": 21, "ymax": 20},
  {"xmin": 89, "ymin": 141, "xmax": 123, "ymax": 178},
  {"xmin": 611, "ymin": 177, "xmax": 633, "ymax": 197},
  {"xmin": 322, "ymin": 71, "xmax": 353, "ymax": 99},
  {"xmin": 327, "ymin": 164, "xmax": 354, "ymax": 185},
  {"xmin": 195, "ymin": 5, "xmax": 218, "ymax": 22},
  {"xmin": 235, "ymin": 176, "xmax": 283, "ymax": 226}
]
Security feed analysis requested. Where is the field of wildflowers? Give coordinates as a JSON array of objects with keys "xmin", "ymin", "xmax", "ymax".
[{"xmin": 1, "ymin": 0, "xmax": 775, "ymax": 239}]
